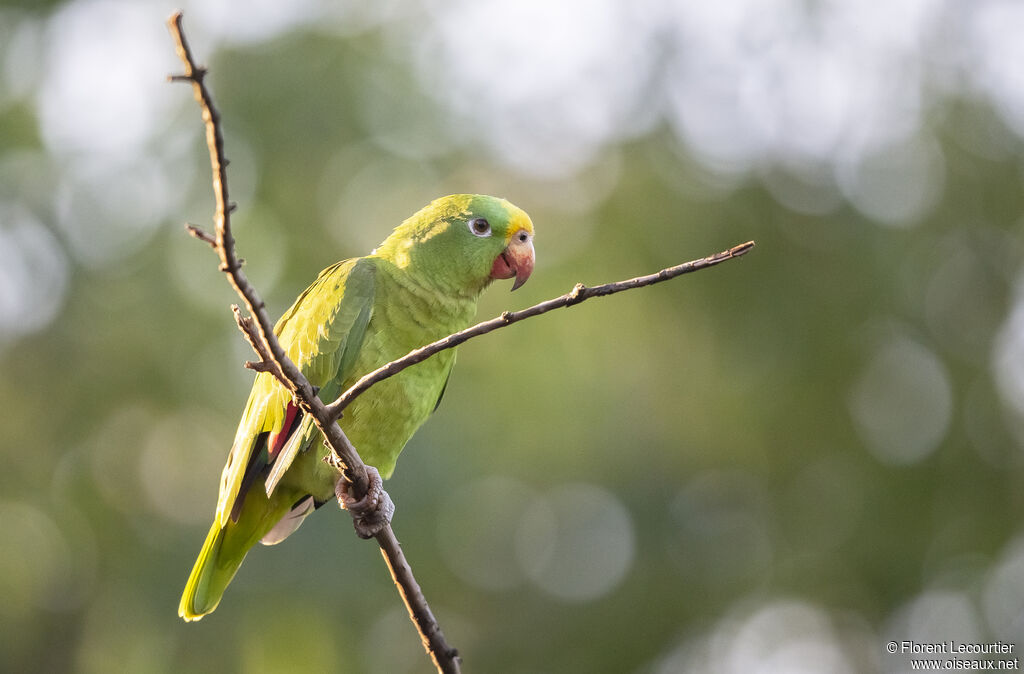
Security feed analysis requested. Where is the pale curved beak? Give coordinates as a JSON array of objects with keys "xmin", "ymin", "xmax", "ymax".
[{"xmin": 490, "ymin": 229, "xmax": 535, "ymax": 291}]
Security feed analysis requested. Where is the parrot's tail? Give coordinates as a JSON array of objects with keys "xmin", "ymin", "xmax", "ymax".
[
  {"xmin": 179, "ymin": 486, "xmax": 300, "ymax": 622},
  {"xmin": 178, "ymin": 520, "xmax": 241, "ymax": 621}
]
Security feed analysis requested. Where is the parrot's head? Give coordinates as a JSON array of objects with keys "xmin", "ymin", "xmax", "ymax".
[{"xmin": 375, "ymin": 194, "xmax": 535, "ymax": 296}]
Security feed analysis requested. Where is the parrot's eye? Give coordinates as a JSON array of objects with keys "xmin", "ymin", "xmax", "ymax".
[{"xmin": 468, "ymin": 218, "xmax": 491, "ymax": 237}]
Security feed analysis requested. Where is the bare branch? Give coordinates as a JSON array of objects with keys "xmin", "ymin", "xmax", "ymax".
[
  {"xmin": 324, "ymin": 240, "xmax": 754, "ymax": 421},
  {"xmin": 378, "ymin": 528, "xmax": 461, "ymax": 670},
  {"xmin": 167, "ymin": 12, "xmax": 461, "ymax": 673},
  {"xmin": 168, "ymin": 16, "xmax": 286, "ymax": 372},
  {"xmin": 167, "ymin": 11, "xmax": 375, "ymax": 494}
]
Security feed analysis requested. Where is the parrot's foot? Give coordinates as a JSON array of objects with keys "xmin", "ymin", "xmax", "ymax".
[{"xmin": 336, "ymin": 465, "xmax": 395, "ymax": 539}]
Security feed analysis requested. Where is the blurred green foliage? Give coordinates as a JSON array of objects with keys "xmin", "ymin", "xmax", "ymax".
[{"xmin": 2, "ymin": 1, "xmax": 1024, "ymax": 673}]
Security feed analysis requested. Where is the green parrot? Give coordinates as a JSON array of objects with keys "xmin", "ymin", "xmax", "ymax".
[{"xmin": 179, "ymin": 194, "xmax": 535, "ymax": 621}]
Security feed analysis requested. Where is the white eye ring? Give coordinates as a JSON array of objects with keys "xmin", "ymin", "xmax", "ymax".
[{"xmin": 468, "ymin": 218, "xmax": 491, "ymax": 237}]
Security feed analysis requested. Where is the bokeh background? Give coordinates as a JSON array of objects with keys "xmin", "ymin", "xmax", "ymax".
[{"xmin": 2, "ymin": 0, "xmax": 1024, "ymax": 672}]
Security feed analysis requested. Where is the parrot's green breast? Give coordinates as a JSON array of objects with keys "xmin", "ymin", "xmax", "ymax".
[
  {"xmin": 332, "ymin": 258, "xmax": 472, "ymax": 480},
  {"xmin": 275, "ymin": 256, "xmax": 476, "ymax": 502}
]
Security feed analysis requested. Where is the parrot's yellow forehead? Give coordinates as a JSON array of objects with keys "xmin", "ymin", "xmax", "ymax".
[{"xmin": 504, "ymin": 205, "xmax": 534, "ymax": 240}]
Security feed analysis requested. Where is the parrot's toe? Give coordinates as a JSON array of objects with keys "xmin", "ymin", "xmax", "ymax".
[{"xmin": 336, "ymin": 465, "xmax": 395, "ymax": 539}]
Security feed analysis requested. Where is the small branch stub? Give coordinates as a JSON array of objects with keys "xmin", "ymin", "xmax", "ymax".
[{"xmin": 185, "ymin": 223, "xmax": 217, "ymax": 248}]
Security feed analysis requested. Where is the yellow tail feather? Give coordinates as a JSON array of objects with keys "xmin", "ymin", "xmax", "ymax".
[
  {"xmin": 179, "ymin": 484, "xmax": 304, "ymax": 621},
  {"xmin": 178, "ymin": 521, "xmax": 237, "ymax": 621}
]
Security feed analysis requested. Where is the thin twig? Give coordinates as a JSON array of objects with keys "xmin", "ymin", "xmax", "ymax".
[
  {"xmin": 167, "ymin": 11, "xmax": 368, "ymax": 487},
  {"xmin": 231, "ymin": 305, "xmax": 286, "ymax": 376},
  {"xmin": 324, "ymin": 240, "xmax": 754, "ymax": 421},
  {"xmin": 185, "ymin": 223, "xmax": 217, "ymax": 247},
  {"xmin": 166, "ymin": 12, "xmax": 461, "ymax": 673},
  {"xmin": 378, "ymin": 528, "xmax": 461, "ymax": 670}
]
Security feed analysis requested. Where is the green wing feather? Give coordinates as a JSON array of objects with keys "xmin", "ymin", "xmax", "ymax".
[
  {"xmin": 180, "ymin": 258, "xmax": 375, "ymax": 621},
  {"xmin": 215, "ymin": 258, "xmax": 375, "ymax": 526}
]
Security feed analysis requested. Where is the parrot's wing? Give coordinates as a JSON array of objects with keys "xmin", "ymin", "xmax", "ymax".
[
  {"xmin": 276, "ymin": 257, "xmax": 377, "ymax": 391},
  {"xmin": 214, "ymin": 258, "xmax": 376, "ymax": 526}
]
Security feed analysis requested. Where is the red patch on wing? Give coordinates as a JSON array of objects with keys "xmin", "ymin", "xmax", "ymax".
[{"xmin": 267, "ymin": 402, "xmax": 300, "ymax": 461}]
